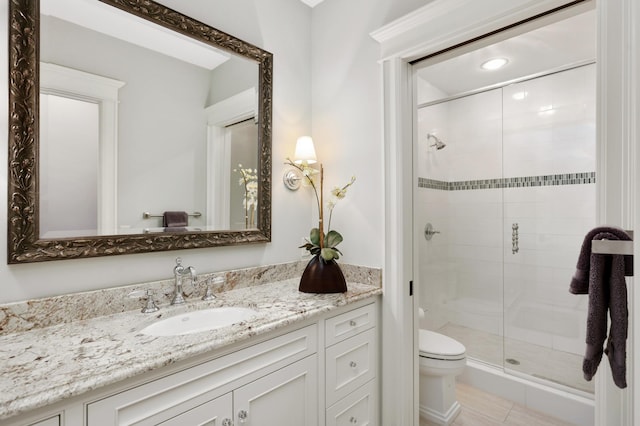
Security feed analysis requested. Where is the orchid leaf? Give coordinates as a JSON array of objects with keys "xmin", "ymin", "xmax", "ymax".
[
  {"xmin": 298, "ymin": 242, "xmax": 315, "ymax": 251},
  {"xmin": 309, "ymin": 228, "xmax": 321, "ymax": 246},
  {"xmin": 325, "ymin": 230, "xmax": 343, "ymax": 248},
  {"xmin": 321, "ymin": 247, "xmax": 339, "ymax": 261}
]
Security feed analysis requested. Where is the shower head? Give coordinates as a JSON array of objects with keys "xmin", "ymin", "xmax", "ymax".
[{"xmin": 427, "ymin": 133, "xmax": 446, "ymax": 150}]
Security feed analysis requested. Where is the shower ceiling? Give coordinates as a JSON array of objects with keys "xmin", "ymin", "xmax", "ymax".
[
  {"xmin": 416, "ymin": 9, "xmax": 596, "ymax": 98},
  {"xmin": 299, "ymin": 0, "xmax": 325, "ymax": 6}
]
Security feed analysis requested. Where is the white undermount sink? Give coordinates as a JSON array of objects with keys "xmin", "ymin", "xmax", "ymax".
[{"xmin": 140, "ymin": 307, "xmax": 258, "ymax": 337}]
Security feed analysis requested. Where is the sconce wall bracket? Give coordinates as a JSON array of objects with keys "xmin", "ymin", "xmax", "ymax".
[{"xmin": 283, "ymin": 169, "xmax": 302, "ymax": 190}]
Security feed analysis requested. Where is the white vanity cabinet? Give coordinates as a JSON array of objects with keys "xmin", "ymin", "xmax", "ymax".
[
  {"xmin": 86, "ymin": 325, "xmax": 318, "ymax": 426},
  {"xmin": 324, "ymin": 303, "xmax": 379, "ymax": 426},
  {"xmin": 3, "ymin": 298, "xmax": 379, "ymax": 426}
]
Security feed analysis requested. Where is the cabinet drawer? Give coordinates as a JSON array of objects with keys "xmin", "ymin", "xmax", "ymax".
[
  {"xmin": 325, "ymin": 303, "xmax": 376, "ymax": 346},
  {"xmin": 325, "ymin": 328, "xmax": 377, "ymax": 406},
  {"xmin": 326, "ymin": 380, "xmax": 377, "ymax": 426}
]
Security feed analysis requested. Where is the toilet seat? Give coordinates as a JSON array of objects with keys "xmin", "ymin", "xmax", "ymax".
[{"xmin": 419, "ymin": 329, "xmax": 466, "ymax": 361}]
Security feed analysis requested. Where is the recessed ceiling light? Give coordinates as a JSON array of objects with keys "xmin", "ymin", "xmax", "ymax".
[{"xmin": 481, "ymin": 58, "xmax": 509, "ymax": 71}]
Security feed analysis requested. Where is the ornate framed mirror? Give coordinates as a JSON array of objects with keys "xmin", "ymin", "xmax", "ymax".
[{"xmin": 8, "ymin": 0, "xmax": 273, "ymax": 263}]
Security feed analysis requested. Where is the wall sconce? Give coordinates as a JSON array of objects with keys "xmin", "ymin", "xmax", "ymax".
[{"xmin": 284, "ymin": 136, "xmax": 317, "ymax": 190}]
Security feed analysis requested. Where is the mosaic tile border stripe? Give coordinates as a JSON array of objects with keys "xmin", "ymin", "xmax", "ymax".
[{"xmin": 418, "ymin": 172, "xmax": 596, "ymax": 191}]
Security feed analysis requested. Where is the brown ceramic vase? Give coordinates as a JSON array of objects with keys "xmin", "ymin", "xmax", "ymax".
[{"xmin": 299, "ymin": 254, "xmax": 347, "ymax": 293}]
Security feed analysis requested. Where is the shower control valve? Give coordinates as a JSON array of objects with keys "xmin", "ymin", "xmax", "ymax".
[{"xmin": 424, "ymin": 223, "xmax": 441, "ymax": 241}]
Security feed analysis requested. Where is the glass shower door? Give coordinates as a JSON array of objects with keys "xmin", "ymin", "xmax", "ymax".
[
  {"xmin": 501, "ymin": 64, "xmax": 596, "ymax": 394},
  {"xmin": 416, "ymin": 87, "xmax": 505, "ymax": 368}
]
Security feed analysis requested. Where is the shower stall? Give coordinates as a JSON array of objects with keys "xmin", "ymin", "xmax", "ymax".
[{"xmin": 414, "ymin": 10, "xmax": 597, "ymax": 420}]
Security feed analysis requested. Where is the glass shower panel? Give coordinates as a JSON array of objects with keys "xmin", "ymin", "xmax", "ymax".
[
  {"xmin": 501, "ymin": 64, "xmax": 596, "ymax": 394},
  {"xmin": 417, "ymin": 88, "xmax": 505, "ymax": 368}
]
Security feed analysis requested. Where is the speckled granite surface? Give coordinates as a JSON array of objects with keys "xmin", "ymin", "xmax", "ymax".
[
  {"xmin": 0, "ymin": 261, "xmax": 381, "ymax": 420},
  {"xmin": 0, "ymin": 260, "xmax": 381, "ymax": 335}
]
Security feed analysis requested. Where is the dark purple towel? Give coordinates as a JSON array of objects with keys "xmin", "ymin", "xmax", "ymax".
[
  {"xmin": 570, "ymin": 227, "xmax": 631, "ymax": 389},
  {"xmin": 162, "ymin": 211, "xmax": 188, "ymax": 228}
]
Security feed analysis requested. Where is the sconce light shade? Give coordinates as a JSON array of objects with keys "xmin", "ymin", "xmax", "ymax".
[
  {"xmin": 294, "ymin": 136, "xmax": 317, "ymax": 164},
  {"xmin": 284, "ymin": 136, "xmax": 317, "ymax": 190}
]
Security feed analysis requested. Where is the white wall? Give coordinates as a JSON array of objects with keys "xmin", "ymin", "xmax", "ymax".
[
  {"xmin": 0, "ymin": 0, "xmax": 315, "ymax": 304},
  {"xmin": 1, "ymin": 0, "xmax": 425, "ymax": 303},
  {"xmin": 310, "ymin": 0, "xmax": 430, "ymax": 267}
]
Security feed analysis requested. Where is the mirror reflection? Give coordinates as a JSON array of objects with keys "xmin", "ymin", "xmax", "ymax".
[
  {"xmin": 39, "ymin": 0, "xmax": 260, "ymax": 237},
  {"xmin": 7, "ymin": 0, "xmax": 272, "ymax": 263}
]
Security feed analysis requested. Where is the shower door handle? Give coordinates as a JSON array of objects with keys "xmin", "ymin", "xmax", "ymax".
[{"xmin": 512, "ymin": 223, "xmax": 519, "ymax": 254}]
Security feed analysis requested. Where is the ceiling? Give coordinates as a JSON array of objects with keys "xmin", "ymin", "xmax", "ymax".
[
  {"xmin": 299, "ymin": 0, "xmax": 325, "ymax": 7},
  {"xmin": 416, "ymin": 8, "xmax": 596, "ymax": 102},
  {"xmin": 42, "ymin": 0, "xmax": 229, "ymax": 70}
]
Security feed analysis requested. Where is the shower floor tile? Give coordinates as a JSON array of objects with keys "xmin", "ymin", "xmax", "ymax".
[
  {"xmin": 436, "ymin": 323, "xmax": 594, "ymax": 394},
  {"xmin": 420, "ymin": 383, "xmax": 576, "ymax": 426}
]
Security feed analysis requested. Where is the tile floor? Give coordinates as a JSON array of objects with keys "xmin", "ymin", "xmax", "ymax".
[
  {"xmin": 420, "ymin": 382, "xmax": 577, "ymax": 426},
  {"xmin": 437, "ymin": 323, "xmax": 594, "ymax": 394}
]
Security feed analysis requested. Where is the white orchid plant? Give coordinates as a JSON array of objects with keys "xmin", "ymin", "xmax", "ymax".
[
  {"xmin": 285, "ymin": 158, "xmax": 356, "ymax": 262},
  {"xmin": 234, "ymin": 164, "xmax": 258, "ymax": 228}
]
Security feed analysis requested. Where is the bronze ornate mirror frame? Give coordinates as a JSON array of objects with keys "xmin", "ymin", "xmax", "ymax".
[{"xmin": 8, "ymin": 0, "xmax": 273, "ymax": 263}]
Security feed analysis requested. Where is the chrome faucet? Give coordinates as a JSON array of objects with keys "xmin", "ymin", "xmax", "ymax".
[{"xmin": 171, "ymin": 257, "xmax": 197, "ymax": 305}]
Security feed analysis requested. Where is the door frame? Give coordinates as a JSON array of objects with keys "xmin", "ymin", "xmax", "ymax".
[{"xmin": 371, "ymin": 0, "xmax": 639, "ymax": 424}]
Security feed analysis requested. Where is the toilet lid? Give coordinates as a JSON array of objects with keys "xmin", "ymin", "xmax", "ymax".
[{"xmin": 419, "ymin": 330, "xmax": 466, "ymax": 358}]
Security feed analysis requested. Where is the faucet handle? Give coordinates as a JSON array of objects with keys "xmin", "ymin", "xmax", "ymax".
[
  {"xmin": 201, "ymin": 276, "xmax": 224, "ymax": 301},
  {"xmin": 141, "ymin": 289, "xmax": 159, "ymax": 313},
  {"xmin": 201, "ymin": 278, "xmax": 215, "ymax": 301}
]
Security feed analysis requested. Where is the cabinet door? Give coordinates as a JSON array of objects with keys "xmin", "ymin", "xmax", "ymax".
[
  {"xmin": 158, "ymin": 393, "xmax": 232, "ymax": 426},
  {"xmin": 28, "ymin": 416, "xmax": 60, "ymax": 426},
  {"xmin": 233, "ymin": 355, "xmax": 318, "ymax": 426}
]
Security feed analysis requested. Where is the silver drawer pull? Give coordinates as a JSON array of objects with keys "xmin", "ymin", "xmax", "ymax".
[
  {"xmin": 349, "ymin": 320, "xmax": 357, "ymax": 327},
  {"xmin": 350, "ymin": 416, "xmax": 358, "ymax": 424},
  {"xmin": 349, "ymin": 361, "xmax": 357, "ymax": 368},
  {"xmin": 222, "ymin": 419, "xmax": 232, "ymax": 426},
  {"xmin": 238, "ymin": 410, "xmax": 248, "ymax": 423}
]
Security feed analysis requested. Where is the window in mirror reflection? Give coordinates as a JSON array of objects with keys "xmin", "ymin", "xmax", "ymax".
[{"xmin": 229, "ymin": 119, "xmax": 259, "ymax": 230}]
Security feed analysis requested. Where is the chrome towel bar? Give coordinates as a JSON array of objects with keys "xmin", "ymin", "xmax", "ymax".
[
  {"xmin": 591, "ymin": 230, "xmax": 633, "ymax": 255},
  {"xmin": 142, "ymin": 211, "xmax": 202, "ymax": 219}
]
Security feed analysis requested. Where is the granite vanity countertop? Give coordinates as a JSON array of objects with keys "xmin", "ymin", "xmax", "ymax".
[{"xmin": 0, "ymin": 278, "xmax": 382, "ymax": 420}]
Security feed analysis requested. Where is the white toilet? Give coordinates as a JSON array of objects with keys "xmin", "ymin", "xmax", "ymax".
[{"xmin": 419, "ymin": 329, "xmax": 467, "ymax": 425}]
